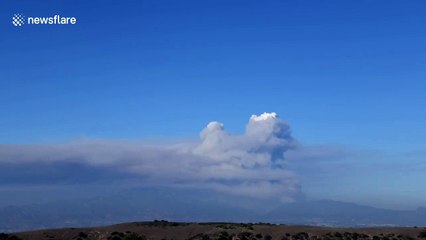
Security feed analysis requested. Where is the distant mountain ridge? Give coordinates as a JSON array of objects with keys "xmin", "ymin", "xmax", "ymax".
[
  {"xmin": 1, "ymin": 188, "xmax": 426, "ymax": 232},
  {"xmin": 265, "ymin": 199, "xmax": 426, "ymax": 227}
]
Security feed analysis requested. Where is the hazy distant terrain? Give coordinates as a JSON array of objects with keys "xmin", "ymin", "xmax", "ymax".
[
  {"xmin": 3, "ymin": 221, "xmax": 426, "ymax": 240},
  {"xmin": 1, "ymin": 188, "xmax": 426, "ymax": 232}
]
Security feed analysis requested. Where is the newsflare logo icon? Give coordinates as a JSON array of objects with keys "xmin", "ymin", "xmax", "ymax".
[
  {"xmin": 12, "ymin": 13, "xmax": 25, "ymax": 27},
  {"xmin": 11, "ymin": 13, "xmax": 77, "ymax": 27}
]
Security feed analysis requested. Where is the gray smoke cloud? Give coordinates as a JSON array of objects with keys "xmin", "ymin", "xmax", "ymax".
[{"xmin": 0, "ymin": 113, "xmax": 311, "ymax": 202}]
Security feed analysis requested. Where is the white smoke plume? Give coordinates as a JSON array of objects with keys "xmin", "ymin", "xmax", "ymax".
[{"xmin": 0, "ymin": 112, "xmax": 303, "ymax": 202}]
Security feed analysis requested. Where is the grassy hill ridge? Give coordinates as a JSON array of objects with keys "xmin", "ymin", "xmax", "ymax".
[{"xmin": 2, "ymin": 221, "xmax": 426, "ymax": 240}]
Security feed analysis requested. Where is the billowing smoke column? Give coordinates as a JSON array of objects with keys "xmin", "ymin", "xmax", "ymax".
[
  {"xmin": 193, "ymin": 112, "xmax": 300, "ymax": 202},
  {"xmin": 196, "ymin": 112, "xmax": 294, "ymax": 166}
]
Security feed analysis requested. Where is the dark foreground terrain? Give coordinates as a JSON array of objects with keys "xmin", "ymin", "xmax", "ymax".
[{"xmin": 2, "ymin": 221, "xmax": 426, "ymax": 240}]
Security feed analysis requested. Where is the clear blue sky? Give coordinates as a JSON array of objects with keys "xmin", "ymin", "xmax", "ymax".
[{"xmin": 1, "ymin": 0, "xmax": 426, "ymax": 209}]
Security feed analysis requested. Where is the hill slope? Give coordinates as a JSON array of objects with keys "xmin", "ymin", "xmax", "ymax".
[{"xmin": 3, "ymin": 221, "xmax": 426, "ymax": 240}]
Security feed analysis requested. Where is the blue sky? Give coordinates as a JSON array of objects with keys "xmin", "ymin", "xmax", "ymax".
[{"xmin": 1, "ymin": 0, "xmax": 426, "ymax": 210}]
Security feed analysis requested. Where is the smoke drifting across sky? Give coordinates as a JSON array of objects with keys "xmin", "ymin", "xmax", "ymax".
[{"xmin": 0, "ymin": 112, "xmax": 341, "ymax": 203}]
